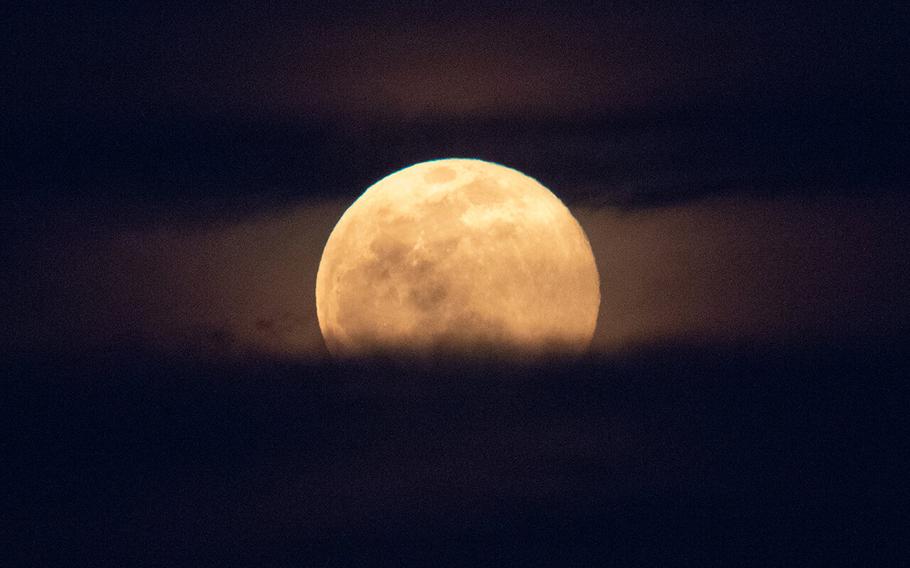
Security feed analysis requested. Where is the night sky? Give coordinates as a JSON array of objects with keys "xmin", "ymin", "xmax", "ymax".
[{"xmin": 5, "ymin": 2, "xmax": 909, "ymax": 564}]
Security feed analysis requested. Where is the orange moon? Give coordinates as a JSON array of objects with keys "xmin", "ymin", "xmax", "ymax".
[{"xmin": 315, "ymin": 159, "xmax": 600, "ymax": 357}]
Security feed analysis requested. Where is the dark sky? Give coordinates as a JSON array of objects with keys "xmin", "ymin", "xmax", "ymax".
[
  {"xmin": 6, "ymin": 6, "xmax": 910, "ymax": 563},
  {"xmin": 7, "ymin": 2, "xmax": 905, "ymax": 119},
  {"xmin": 6, "ymin": 1, "xmax": 905, "ymax": 203},
  {"xmin": 3, "ymin": 1, "xmax": 908, "ymax": 356}
]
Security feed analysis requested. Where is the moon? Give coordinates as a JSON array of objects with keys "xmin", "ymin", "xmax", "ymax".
[{"xmin": 316, "ymin": 159, "xmax": 600, "ymax": 357}]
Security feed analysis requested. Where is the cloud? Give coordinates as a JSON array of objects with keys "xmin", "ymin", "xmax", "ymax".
[{"xmin": 3, "ymin": 193, "xmax": 908, "ymax": 359}]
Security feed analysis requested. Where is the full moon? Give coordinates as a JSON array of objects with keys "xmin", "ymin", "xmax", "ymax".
[{"xmin": 316, "ymin": 159, "xmax": 600, "ymax": 357}]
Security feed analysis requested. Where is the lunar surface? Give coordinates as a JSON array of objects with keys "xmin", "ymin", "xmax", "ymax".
[{"xmin": 315, "ymin": 159, "xmax": 600, "ymax": 357}]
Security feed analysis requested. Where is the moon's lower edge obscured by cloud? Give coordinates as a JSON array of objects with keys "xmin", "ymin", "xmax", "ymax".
[{"xmin": 315, "ymin": 159, "xmax": 600, "ymax": 358}]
